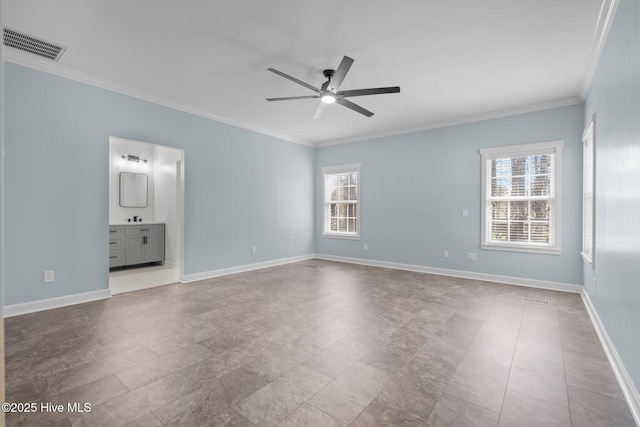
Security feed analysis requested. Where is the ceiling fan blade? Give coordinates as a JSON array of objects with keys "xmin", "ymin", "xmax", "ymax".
[
  {"xmin": 328, "ymin": 56, "xmax": 354, "ymax": 92},
  {"xmin": 313, "ymin": 102, "xmax": 326, "ymax": 120},
  {"xmin": 338, "ymin": 87, "xmax": 401, "ymax": 97},
  {"xmin": 336, "ymin": 98, "xmax": 374, "ymax": 117},
  {"xmin": 266, "ymin": 95, "xmax": 320, "ymax": 101},
  {"xmin": 267, "ymin": 68, "xmax": 321, "ymax": 93}
]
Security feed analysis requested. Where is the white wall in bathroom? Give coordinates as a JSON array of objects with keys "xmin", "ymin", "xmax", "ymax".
[
  {"xmin": 154, "ymin": 145, "xmax": 182, "ymax": 266},
  {"xmin": 109, "ymin": 137, "xmax": 155, "ymax": 223}
]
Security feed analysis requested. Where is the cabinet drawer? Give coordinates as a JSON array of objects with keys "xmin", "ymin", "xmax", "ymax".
[
  {"xmin": 109, "ymin": 226, "xmax": 124, "ymax": 237},
  {"xmin": 125, "ymin": 224, "xmax": 164, "ymax": 235},
  {"xmin": 109, "ymin": 250, "xmax": 125, "ymax": 267},
  {"xmin": 109, "ymin": 237, "xmax": 125, "ymax": 250}
]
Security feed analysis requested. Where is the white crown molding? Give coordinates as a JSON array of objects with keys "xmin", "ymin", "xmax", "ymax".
[
  {"xmin": 179, "ymin": 254, "xmax": 315, "ymax": 283},
  {"xmin": 580, "ymin": 0, "xmax": 619, "ymax": 98},
  {"xmin": 581, "ymin": 289, "xmax": 640, "ymax": 426},
  {"xmin": 314, "ymin": 253, "xmax": 582, "ymax": 293},
  {"xmin": 315, "ymin": 96, "xmax": 583, "ymax": 148},
  {"xmin": 3, "ymin": 289, "xmax": 111, "ymax": 318},
  {"xmin": 7, "ymin": 50, "xmax": 585, "ymax": 150},
  {"xmin": 4, "ymin": 50, "xmax": 315, "ymax": 148}
]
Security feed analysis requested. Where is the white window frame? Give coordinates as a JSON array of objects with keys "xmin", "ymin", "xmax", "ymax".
[
  {"xmin": 322, "ymin": 163, "xmax": 361, "ymax": 240},
  {"xmin": 581, "ymin": 117, "xmax": 595, "ymax": 265},
  {"xmin": 480, "ymin": 140, "xmax": 563, "ymax": 254}
]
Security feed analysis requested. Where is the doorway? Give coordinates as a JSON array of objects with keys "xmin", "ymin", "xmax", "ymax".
[{"xmin": 108, "ymin": 137, "xmax": 185, "ymax": 294}]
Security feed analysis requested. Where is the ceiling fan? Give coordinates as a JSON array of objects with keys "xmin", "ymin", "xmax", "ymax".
[{"xmin": 266, "ymin": 55, "xmax": 400, "ymax": 119}]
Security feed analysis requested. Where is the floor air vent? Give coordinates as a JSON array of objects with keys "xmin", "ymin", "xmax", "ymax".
[
  {"xmin": 522, "ymin": 297, "xmax": 550, "ymax": 305},
  {"xmin": 3, "ymin": 27, "xmax": 66, "ymax": 61}
]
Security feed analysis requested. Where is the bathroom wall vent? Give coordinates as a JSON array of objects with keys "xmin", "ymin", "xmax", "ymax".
[{"xmin": 3, "ymin": 27, "xmax": 66, "ymax": 61}]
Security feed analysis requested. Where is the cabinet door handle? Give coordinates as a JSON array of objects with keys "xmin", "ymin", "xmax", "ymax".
[
  {"xmin": 110, "ymin": 242, "xmax": 117, "ymax": 245},
  {"xmin": 140, "ymin": 228, "xmax": 150, "ymax": 231},
  {"xmin": 109, "ymin": 255, "xmax": 117, "ymax": 259},
  {"xmin": 143, "ymin": 236, "xmax": 147, "ymax": 244},
  {"xmin": 109, "ymin": 230, "xmax": 117, "ymax": 233}
]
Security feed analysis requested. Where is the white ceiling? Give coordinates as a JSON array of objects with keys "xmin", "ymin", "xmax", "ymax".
[{"xmin": 4, "ymin": 0, "xmax": 608, "ymax": 146}]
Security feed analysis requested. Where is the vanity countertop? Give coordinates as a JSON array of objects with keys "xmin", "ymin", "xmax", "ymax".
[{"xmin": 110, "ymin": 221, "xmax": 165, "ymax": 226}]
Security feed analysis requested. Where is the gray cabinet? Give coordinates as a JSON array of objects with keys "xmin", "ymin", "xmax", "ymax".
[
  {"xmin": 109, "ymin": 223, "xmax": 164, "ymax": 268},
  {"xmin": 109, "ymin": 226, "xmax": 125, "ymax": 268},
  {"xmin": 143, "ymin": 234, "xmax": 164, "ymax": 261},
  {"xmin": 124, "ymin": 235, "xmax": 145, "ymax": 264}
]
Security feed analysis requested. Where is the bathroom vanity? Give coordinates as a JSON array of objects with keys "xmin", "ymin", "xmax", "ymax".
[{"xmin": 109, "ymin": 223, "xmax": 165, "ymax": 268}]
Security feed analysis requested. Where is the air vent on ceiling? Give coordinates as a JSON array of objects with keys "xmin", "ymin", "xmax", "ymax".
[{"xmin": 3, "ymin": 27, "xmax": 66, "ymax": 61}]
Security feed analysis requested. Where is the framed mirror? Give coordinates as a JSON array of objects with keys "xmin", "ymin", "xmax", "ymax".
[{"xmin": 119, "ymin": 172, "xmax": 148, "ymax": 207}]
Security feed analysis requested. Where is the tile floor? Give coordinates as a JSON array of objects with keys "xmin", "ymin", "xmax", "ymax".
[
  {"xmin": 109, "ymin": 264, "xmax": 180, "ymax": 295},
  {"xmin": 5, "ymin": 260, "xmax": 636, "ymax": 426}
]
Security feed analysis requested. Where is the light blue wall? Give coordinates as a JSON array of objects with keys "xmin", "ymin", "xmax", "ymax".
[
  {"xmin": 316, "ymin": 105, "xmax": 584, "ymax": 285},
  {"xmin": 4, "ymin": 63, "xmax": 315, "ymax": 306},
  {"xmin": 584, "ymin": 0, "xmax": 640, "ymax": 391},
  {"xmin": 2, "ymin": 63, "xmax": 586, "ymax": 307}
]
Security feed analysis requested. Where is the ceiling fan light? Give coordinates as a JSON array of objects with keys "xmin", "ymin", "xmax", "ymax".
[{"xmin": 321, "ymin": 94, "xmax": 336, "ymax": 104}]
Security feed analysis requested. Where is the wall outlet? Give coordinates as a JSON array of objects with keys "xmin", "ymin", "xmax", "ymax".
[
  {"xmin": 468, "ymin": 253, "xmax": 477, "ymax": 261},
  {"xmin": 443, "ymin": 250, "xmax": 449, "ymax": 258},
  {"xmin": 44, "ymin": 270, "xmax": 55, "ymax": 283},
  {"xmin": 251, "ymin": 246, "xmax": 256, "ymax": 254},
  {"xmin": 363, "ymin": 243, "xmax": 368, "ymax": 251},
  {"xmin": 461, "ymin": 209, "xmax": 469, "ymax": 218}
]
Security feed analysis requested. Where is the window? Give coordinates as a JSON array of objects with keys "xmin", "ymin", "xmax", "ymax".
[
  {"xmin": 322, "ymin": 164, "xmax": 360, "ymax": 239},
  {"xmin": 480, "ymin": 140, "xmax": 563, "ymax": 254},
  {"xmin": 582, "ymin": 118, "xmax": 595, "ymax": 264}
]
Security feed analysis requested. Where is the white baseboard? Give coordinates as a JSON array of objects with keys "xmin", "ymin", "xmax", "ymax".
[
  {"xmin": 180, "ymin": 254, "xmax": 315, "ymax": 283},
  {"xmin": 581, "ymin": 290, "xmax": 640, "ymax": 426},
  {"xmin": 316, "ymin": 254, "xmax": 639, "ymax": 422},
  {"xmin": 0, "ymin": 254, "xmax": 580, "ymax": 317},
  {"xmin": 2, "ymin": 252, "xmax": 635, "ymax": 424},
  {"xmin": 2, "ymin": 255, "xmax": 315, "ymax": 317},
  {"xmin": 314, "ymin": 254, "xmax": 582, "ymax": 293},
  {"xmin": 3, "ymin": 289, "xmax": 112, "ymax": 318}
]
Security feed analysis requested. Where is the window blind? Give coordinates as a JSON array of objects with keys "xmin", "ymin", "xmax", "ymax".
[
  {"xmin": 488, "ymin": 153, "xmax": 555, "ymax": 245},
  {"xmin": 480, "ymin": 140, "xmax": 562, "ymax": 254},
  {"xmin": 322, "ymin": 164, "xmax": 360, "ymax": 238}
]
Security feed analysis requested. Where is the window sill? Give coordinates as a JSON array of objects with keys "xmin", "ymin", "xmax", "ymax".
[
  {"xmin": 481, "ymin": 243, "xmax": 561, "ymax": 255},
  {"xmin": 323, "ymin": 232, "xmax": 360, "ymax": 240}
]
